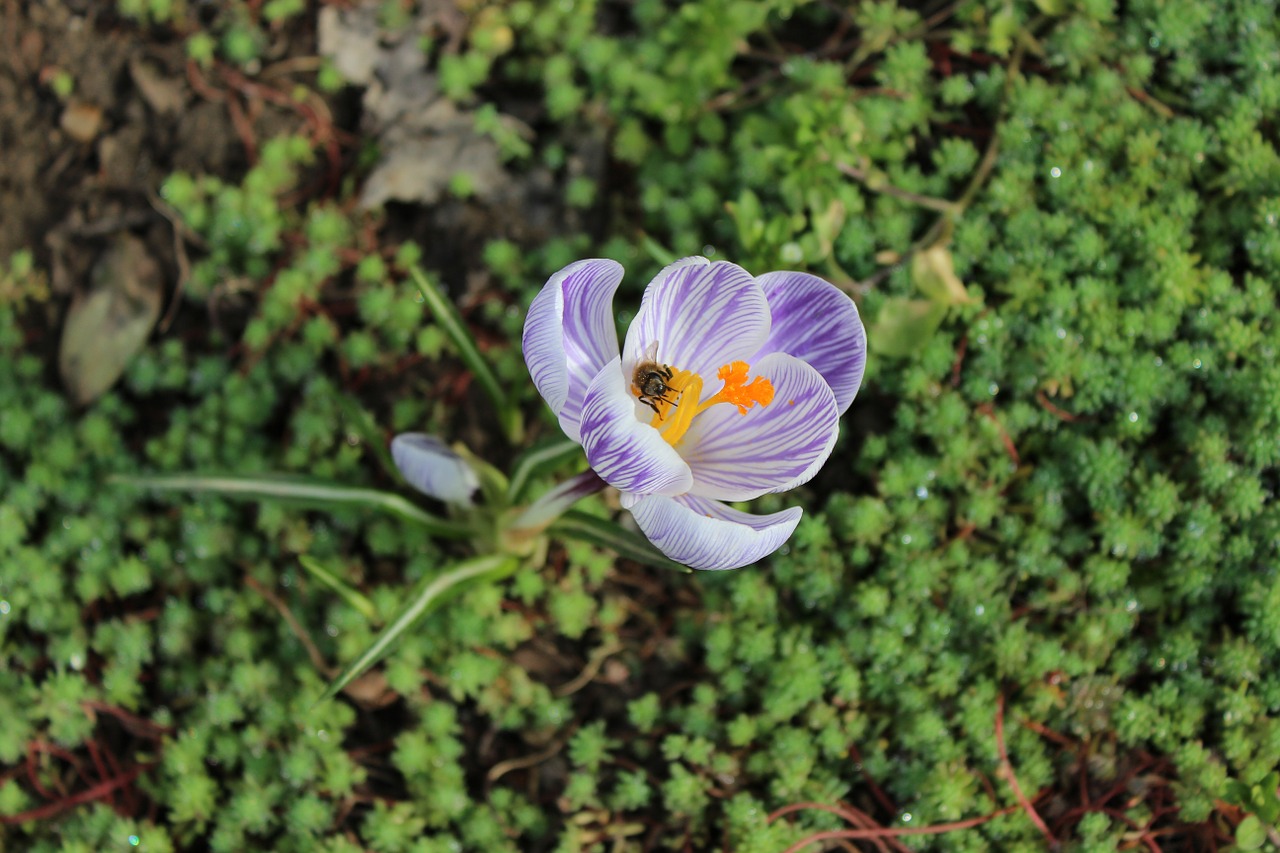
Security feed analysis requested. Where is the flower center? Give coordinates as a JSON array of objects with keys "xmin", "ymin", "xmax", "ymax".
[{"xmin": 637, "ymin": 360, "xmax": 774, "ymax": 447}]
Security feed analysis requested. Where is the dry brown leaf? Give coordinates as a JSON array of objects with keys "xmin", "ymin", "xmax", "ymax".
[{"xmin": 58, "ymin": 234, "xmax": 162, "ymax": 405}]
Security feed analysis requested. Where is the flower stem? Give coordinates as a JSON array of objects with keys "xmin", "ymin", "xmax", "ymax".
[{"xmin": 507, "ymin": 469, "xmax": 607, "ymax": 533}]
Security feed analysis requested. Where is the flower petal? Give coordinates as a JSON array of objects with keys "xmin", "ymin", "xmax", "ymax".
[
  {"xmin": 579, "ymin": 357, "xmax": 693, "ymax": 497},
  {"xmin": 680, "ymin": 352, "xmax": 839, "ymax": 501},
  {"xmin": 627, "ymin": 493, "xmax": 802, "ymax": 571},
  {"xmin": 622, "ymin": 258, "xmax": 770, "ymax": 383},
  {"xmin": 754, "ymin": 271, "xmax": 866, "ymax": 415},
  {"xmin": 522, "ymin": 259, "xmax": 625, "ymax": 442},
  {"xmin": 391, "ymin": 433, "xmax": 480, "ymax": 505}
]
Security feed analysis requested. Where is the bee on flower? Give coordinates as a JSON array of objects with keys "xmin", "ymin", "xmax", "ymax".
[{"xmin": 522, "ymin": 256, "xmax": 866, "ymax": 571}]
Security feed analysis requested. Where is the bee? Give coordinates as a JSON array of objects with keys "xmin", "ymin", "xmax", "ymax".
[{"xmin": 632, "ymin": 343, "xmax": 678, "ymax": 417}]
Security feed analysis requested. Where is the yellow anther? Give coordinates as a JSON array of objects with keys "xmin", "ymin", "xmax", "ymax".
[{"xmin": 645, "ymin": 360, "xmax": 774, "ymax": 448}]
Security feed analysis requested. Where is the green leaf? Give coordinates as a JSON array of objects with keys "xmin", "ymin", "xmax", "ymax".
[
  {"xmin": 912, "ymin": 245, "xmax": 973, "ymax": 306},
  {"xmin": 318, "ymin": 554, "xmax": 519, "ymax": 702},
  {"xmin": 549, "ymin": 510, "xmax": 691, "ymax": 573},
  {"xmin": 298, "ymin": 555, "xmax": 378, "ymax": 622},
  {"xmin": 868, "ymin": 297, "xmax": 948, "ymax": 358},
  {"xmin": 112, "ymin": 472, "xmax": 467, "ymax": 538},
  {"xmin": 408, "ymin": 266, "xmax": 520, "ymax": 443},
  {"xmin": 1259, "ymin": 772, "xmax": 1280, "ymax": 822},
  {"xmin": 727, "ymin": 189, "xmax": 765, "ymax": 251},
  {"xmin": 639, "ymin": 234, "xmax": 676, "ymax": 266},
  {"xmin": 507, "ymin": 439, "xmax": 584, "ymax": 501},
  {"xmin": 335, "ymin": 394, "xmax": 398, "ymax": 481},
  {"xmin": 987, "ymin": 6, "xmax": 1019, "ymax": 56},
  {"xmin": 1236, "ymin": 815, "xmax": 1267, "ymax": 850}
]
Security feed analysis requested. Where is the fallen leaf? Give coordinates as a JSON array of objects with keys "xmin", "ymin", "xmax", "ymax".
[
  {"xmin": 60, "ymin": 101, "xmax": 103, "ymax": 143},
  {"xmin": 129, "ymin": 57, "xmax": 185, "ymax": 114},
  {"xmin": 340, "ymin": 669, "xmax": 399, "ymax": 710},
  {"xmin": 319, "ymin": 3, "xmax": 508, "ymax": 208},
  {"xmin": 59, "ymin": 234, "xmax": 163, "ymax": 405},
  {"xmin": 317, "ymin": 5, "xmax": 382, "ymax": 87}
]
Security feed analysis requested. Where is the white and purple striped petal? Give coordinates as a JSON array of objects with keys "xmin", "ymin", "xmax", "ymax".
[
  {"xmin": 754, "ymin": 271, "xmax": 866, "ymax": 415},
  {"xmin": 628, "ymin": 493, "xmax": 803, "ymax": 571},
  {"xmin": 391, "ymin": 433, "xmax": 480, "ymax": 505},
  {"xmin": 579, "ymin": 357, "xmax": 693, "ymax": 497},
  {"xmin": 680, "ymin": 352, "xmax": 839, "ymax": 501},
  {"xmin": 522, "ymin": 259, "xmax": 625, "ymax": 442},
  {"xmin": 622, "ymin": 258, "xmax": 770, "ymax": 384}
]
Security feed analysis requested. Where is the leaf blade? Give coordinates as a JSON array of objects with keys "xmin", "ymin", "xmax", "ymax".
[
  {"xmin": 549, "ymin": 510, "xmax": 691, "ymax": 573},
  {"xmin": 507, "ymin": 439, "xmax": 584, "ymax": 501},
  {"xmin": 318, "ymin": 555, "xmax": 519, "ymax": 702},
  {"xmin": 298, "ymin": 555, "xmax": 378, "ymax": 622},
  {"xmin": 409, "ymin": 266, "xmax": 519, "ymax": 442},
  {"xmin": 111, "ymin": 472, "xmax": 467, "ymax": 538}
]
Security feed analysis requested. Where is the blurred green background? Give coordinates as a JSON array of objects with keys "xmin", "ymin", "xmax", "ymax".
[{"xmin": 1, "ymin": 0, "xmax": 1277, "ymax": 850}]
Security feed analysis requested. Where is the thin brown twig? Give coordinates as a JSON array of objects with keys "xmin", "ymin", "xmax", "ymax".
[
  {"xmin": 848, "ymin": 38, "xmax": 1026, "ymax": 296},
  {"xmin": 485, "ymin": 731, "xmax": 573, "ymax": 785},
  {"xmin": 776, "ymin": 805, "xmax": 1021, "ymax": 853},
  {"xmin": 835, "ymin": 161, "xmax": 958, "ymax": 214},
  {"xmin": 244, "ymin": 574, "xmax": 330, "ymax": 674},
  {"xmin": 81, "ymin": 701, "xmax": 175, "ymax": 738},
  {"xmin": 1035, "ymin": 389, "xmax": 1080, "ymax": 422},
  {"xmin": 1, "ymin": 762, "xmax": 152, "ymax": 825},
  {"xmin": 848, "ymin": 743, "xmax": 900, "ymax": 817},
  {"xmin": 977, "ymin": 403, "xmax": 1021, "ymax": 466},
  {"xmin": 996, "ymin": 694, "xmax": 1058, "ymax": 849},
  {"xmin": 1125, "ymin": 85, "xmax": 1175, "ymax": 118},
  {"xmin": 771, "ymin": 801, "xmax": 908, "ymax": 853},
  {"xmin": 554, "ymin": 641, "xmax": 624, "ymax": 697}
]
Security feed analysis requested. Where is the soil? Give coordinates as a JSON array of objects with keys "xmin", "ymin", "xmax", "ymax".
[{"xmin": 0, "ymin": 1, "xmax": 603, "ymax": 359}]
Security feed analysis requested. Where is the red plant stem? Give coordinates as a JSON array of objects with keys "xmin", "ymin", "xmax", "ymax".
[
  {"xmin": 848, "ymin": 743, "xmax": 899, "ymax": 816},
  {"xmin": 97, "ymin": 739, "xmax": 136, "ymax": 815},
  {"xmin": 1036, "ymin": 389, "xmax": 1080, "ymax": 422},
  {"xmin": 1, "ymin": 763, "xmax": 152, "ymax": 824},
  {"xmin": 770, "ymin": 802, "xmax": 876, "ymax": 826},
  {"xmin": 83, "ymin": 740, "xmax": 116, "ymax": 811},
  {"xmin": 82, "ymin": 701, "xmax": 175, "ymax": 738},
  {"xmin": 977, "ymin": 403, "xmax": 1020, "ymax": 465},
  {"xmin": 778, "ymin": 805, "xmax": 1021, "ymax": 853},
  {"xmin": 951, "ymin": 333, "xmax": 968, "ymax": 386},
  {"xmin": 1019, "ymin": 718, "xmax": 1077, "ymax": 749},
  {"xmin": 996, "ymin": 694, "xmax": 1057, "ymax": 849}
]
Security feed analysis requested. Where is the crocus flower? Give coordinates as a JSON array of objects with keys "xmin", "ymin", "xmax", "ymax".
[
  {"xmin": 523, "ymin": 256, "xmax": 865, "ymax": 571},
  {"xmin": 391, "ymin": 433, "xmax": 480, "ymax": 505}
]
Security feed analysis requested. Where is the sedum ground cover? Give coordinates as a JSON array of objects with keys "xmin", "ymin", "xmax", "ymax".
[{"xmin": 2, "ymin": 0, "xmax": 1279, "ymax": 850}]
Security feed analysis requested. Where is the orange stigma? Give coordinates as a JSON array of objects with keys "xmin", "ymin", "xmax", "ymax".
[{"xmin": 714, "ymin": 361, "xmax": 775, "ymax": 414}]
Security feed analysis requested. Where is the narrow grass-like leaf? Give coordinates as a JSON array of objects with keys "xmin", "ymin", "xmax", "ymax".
[
  {"xmin": 335, "ymin": 394, "xmax": 398, "ymax": 481},
  {"xmin": 298, "ymin": 555, "xmax": 378, "ymax": 622},
  {"xmin": 409, "ymin": 266, "xmax": 520, "ymax": 442},
  {"xmin": 112, "ymin": 472, "xmax": 468, "ymax": 538},
  {"xmin": 549, "ymin": 509, "xmax": 691, "ymax": 573},
  {"xmin": 507, "ymin": 439, "xmax": 585, "ymax": 501},
  {"xmin": 319, "ymin": 554, "xmax": 519, "ymax": 702},
  {"xmin": 639, "ymin": 233, "xmax": 677, "ymax": 266}
]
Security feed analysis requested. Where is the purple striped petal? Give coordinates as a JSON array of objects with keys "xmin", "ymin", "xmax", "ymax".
[
  {"xmin": 681, "ymin": 352, "xmax": 839, "ymax": 501},
  {"xmin": 622, "ymin": 258, "xmax": 770, "ymax": 384},
  {"xmin": 522, "ymin": 259, "xmax": 625, "ymax": 442},
  {"xmin": 628, "ymin": 493, "xmax": 803, "ymax": 571},
  {"xmin": 579, "ymin": 357, "xmax": 693, "ymax": 497},
  {"xmin": 391, "ymin": 433, "xmax": 479, "ymax": 505},
  {"xmin": 754, "ymin": 271, "xmax": 866, "ymax": 415}
]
